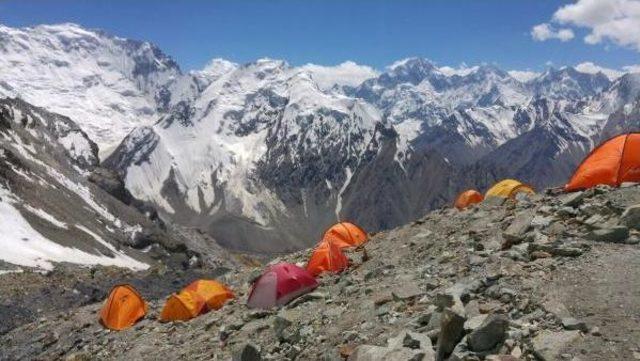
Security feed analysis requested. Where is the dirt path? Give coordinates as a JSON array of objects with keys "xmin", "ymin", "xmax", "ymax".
[{"xmin": 549, "ymin": 243, "xmax": 640, "ymax": 360}]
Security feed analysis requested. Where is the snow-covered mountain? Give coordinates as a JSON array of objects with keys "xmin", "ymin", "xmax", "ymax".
[
  {"xmin": 0, "ymin": 23, "xmax": 201, "ymax": 157},
  {"xmin": 105, "ymin": 59, "xmax": 389, "ymax": 252},
  {"xmin": 0, "ymin": 97, "xmax": 229, "ymax": 272},
  {"xmin": 2, "ymin": 23, "xmax": 640, "ymax": 254},
  {"xmin": 105, "ymin": 55, "xmax": 637, "ymax": 253}
]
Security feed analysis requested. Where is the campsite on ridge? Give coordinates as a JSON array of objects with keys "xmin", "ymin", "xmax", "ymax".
[{"xmin": 2, "ymin": 1, "xmax": 640, "ymax": 360}]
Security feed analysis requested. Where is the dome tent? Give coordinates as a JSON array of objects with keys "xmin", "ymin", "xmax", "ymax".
[
  {"xmin": 159, "ymin": 290, "xmax": 206, "ymax": 322},
  {"xmin": 454, "ymin": 189, "xmax": 484, "ymax": 210},
  {"xmin": 306, "ymin": 238, "xmax": 349, "ymax": 277},
  {"xmin": 485, "ymin": 179, "xmax": 534, "ymax": 199},
  {"xmin": 566, "ymin": 133, "xmax": 640, "ymax": 191},
  {"xmin": 322, "ymin": 222, "xmax": 368, "ymax": 249},
  {"xmin": 184, "ymin": 279, "xmax": 234, "ymax": 311},
  {"xmin": 160, "ymin": 279, "xmax": 234, "ymax": 322},
  {"xmin": 247, "ymin": 263, "xmax": 318, "ymax": 309},
  {"xmin": 99, "ymin": 284, "xmax": 147, "ymax": 331}
]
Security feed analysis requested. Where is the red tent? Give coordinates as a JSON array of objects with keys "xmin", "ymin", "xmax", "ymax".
[{"xmin": 247, "ymin": 263, "xmax": 318, "ymax": 309}]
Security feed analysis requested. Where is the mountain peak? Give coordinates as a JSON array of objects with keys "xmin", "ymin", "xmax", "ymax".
[{"xmin": 388, "ymin": 57, "xmax": 436, "ymax": 71}]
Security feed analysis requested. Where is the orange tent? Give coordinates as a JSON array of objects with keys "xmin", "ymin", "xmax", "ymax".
[
  {"xmin": 454, "ymin": 189, "xmax": 484, "ymax": 210},
  {"xmin": 306, "ymin": 239, "xmax": 349, "ymax": 277},
  {"xmin": 159, "ymin": 290, "xmax": 206, "ymax": 322},
  {"xmin": 566, "ymin": 133, "xmax": 640, "ymax": 191},
  {"xmin": 183, "ymin": 279, "xmax": 234, "ymax": 311},
  {"xmin": 99, "ymin": 284, "xmax": 147, "ymax": 331},
  {"xmin": 322, "ymin": 222, "xmax": 368, "ymax": 249}
]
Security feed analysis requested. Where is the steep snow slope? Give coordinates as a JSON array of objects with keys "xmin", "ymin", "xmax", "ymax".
[
  {"xmin": 0, "ymin": 97, "xmax": 225, "ymax": 271},
  {"xmin": 0, "ymin": 23, "xmax": 199, "ymax": 157}
]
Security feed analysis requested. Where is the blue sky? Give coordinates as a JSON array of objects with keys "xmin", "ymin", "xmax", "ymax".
[{"xmin": 0, "ymin": 0, "xmax": 638, "ymax": 72}]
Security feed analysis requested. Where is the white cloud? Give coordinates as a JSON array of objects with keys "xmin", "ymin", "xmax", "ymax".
[
  {"xmin": 438, "ymin": 64, "xmax": 479, "ymax": 76},
  {"xmin": 575, "ymin": 61, "xmax": 624, "ymax": 79},
  {"xmin": 546, "ymin": 0, "xmax": 640, "ymax": 51},
  {"xmin": 623, "ymin": 64, "xmax": 640, "ymax": 73},
  {"xmin": 508, "ymin": 70, "xmax": 540, "ymax": 82},
  {"xmin": 299, "ymin": 61, "xmax": 378, "ymax": 90},
  {"xmin": 531, "ymin": 23, "xmax": 575, "ymax": 42}
]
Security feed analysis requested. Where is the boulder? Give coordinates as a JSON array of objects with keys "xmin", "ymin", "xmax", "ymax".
[
  {"xmin": 349, "ymin": 330, "xmax": 435, "ymax": 361},
  {"xmin": 532, "ymin": 330, "xmax": 580, "ymax": 361},
  {"xmin": 502, "ymin": 211, "xmax": 534, "ymax": 245},
  {"xmin": 560, "ymin": 192, "xmax": 586, "ymax": 208},
  {"xmin": 232, "ymin": 343, "xmax": 262, "ymax": 361},
  {"xmin": 436, "ymin": 308, "xmax": 466, "ymax": 360},
  {"xmin": 387, "ymin": 330, "xmax": 433, "ymax": 352},
  {"xmin": 561, "ymin": 317, "xmax": 588, "ymax": 332},
  {"xmin": 621, "ymin": 204, "xmax": 640, "ymax": 230},
  {"xmin": 392, "ymin": 283, "xmax": 424, "ymax": 301},
  {"xmin": 587, "ymin": 226, "xmax": 629, "ymax": 243},
  {"xmin": 464, "ymin": 314, "xmax": 488, "ymax": 333},
  {"xmin": 467, "ymin": 314, "xmax": 509, "ymax": 352},
  {"xmin": 542, "ymin": 299, "xmax": 572, "ymax": 319}
]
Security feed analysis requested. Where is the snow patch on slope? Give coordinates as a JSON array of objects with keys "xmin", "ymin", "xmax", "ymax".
[{"xmin": 0, "ymin": 187, "xmax": 147, "ymax": 271}]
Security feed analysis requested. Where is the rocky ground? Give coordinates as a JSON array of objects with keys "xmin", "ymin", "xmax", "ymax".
[{"xmin": 2, "ymin": 184, "xmax": 640, "ymax": 360}]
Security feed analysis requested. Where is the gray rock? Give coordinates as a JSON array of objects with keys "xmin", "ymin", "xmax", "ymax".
[
  {"xmin": 532, "ymin": 330, "xmax": 580, "ymax": 361},
  {"xmin": 426, "ymin": 311, "xmax": 442, "ymax": 332},
  {"xmin": 483, "ymin": 196, "xmax": 507, "ymax": 207},
  {"xmin": 446, "ymin": 336, "xmax": 471, "ymax": 361},
  {"xmin": 621, "ymin": 204, "xmax": 640, "ymax": 229},
  {"xmin": 273, "ymin": 315, "xmax": 300, "ymax": 343},
  {"xmin": 387, "ymin": 330, "xmax": 433, "ymax": 351},
  {"xmin": 557, "ymin": 207, "xmax": 579, "ymax": 217},
  {"xmin": 542, "ymin": 299, "xmax": 572, "ymax": 319},
  {"xmin": 412, "ymin": 310, "xmax": 434, "ymax": 328},
  {"xmin": 349, "ymin": 331, "xmax": 435, "ymax": 361},
  {"xmin": 467, "ymin": 314, "xmax": 509, "ymax": 352},
  {"xmin": 587, "ymin": 226, "xmax": 629, "ymax": 243},
  {"xmin": 560, "ymin": 192, "xmax": 586, "ymax": 208},
  {"xmin": 561, "ymin": 317, "xmax": 588, "ymax": 332},
  {"xmin": 392, "ymin": 283, "xmax": 424, "ymax": 301},
  {"xmin": 531, "ymin": 215, "xmax": 553, "ymax": 228},
  {"xmin": 232, "ymin": 342, "xmax": 262, "ymax": 361},
  {"xmin": 348, "ymin": 346, "xmax": 428, "ymax": 361},
  {"xmin": 436, "ymin": 308, "xmax": 466, "ymax": 360},
  {"xmin": 626, "ymin": 236, "xmax": 640, "ymax": 245},
  {"xmin": 463, "ymin": 314, "xmax": 488, "ymax": 333},
  {"xmin": 502, "ymin": 211, "xmax": 534, "ymax": 244}
]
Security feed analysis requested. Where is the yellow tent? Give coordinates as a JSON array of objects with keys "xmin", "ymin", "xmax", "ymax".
[{"xmin": 485, "ymin": 179, "xmax": 534, "ymax": 199}]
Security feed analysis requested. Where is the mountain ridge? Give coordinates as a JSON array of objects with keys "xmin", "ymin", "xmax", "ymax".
[{"xmin": 2, "ymin": 22, "xmax": 640, "ymax": 254}]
